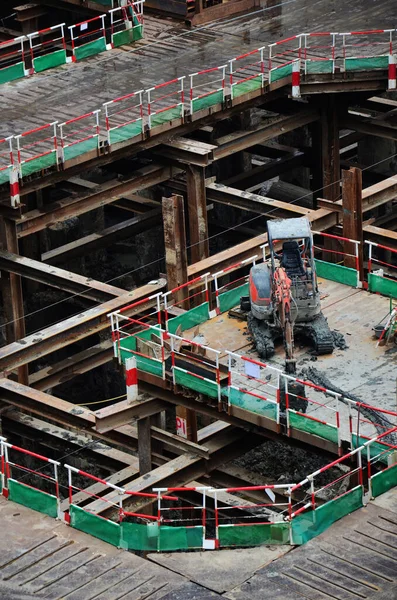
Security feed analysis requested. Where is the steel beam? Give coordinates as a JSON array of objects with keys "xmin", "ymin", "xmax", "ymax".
[
  {"xmin": 95, "ymin": 397, "xmax": 169, "ymax": 433},
  {"xmin": 342, "ymin": 167, "xmax": 364, "ymax": 280},
  {"xmin": 0, "ymin": 280, "xmax": 166, "ymax": 374},
  {"xmin": 15, "ymin": 165, "xmax": 178, "ymax": 238},
  {"xmin": 341, "ymin": 114, "xmax": 397, "ymax": 141},
  {"xmin": 0, "ymin": 250, "xmax": 126, "ymax": 302},
  {"xmin": 154, "ymin": 137, "xmax": 217, "ymax": 166},
  {"xmin": 186, "ymin": 165, "xmax": 209, "ymax": 263},
  {"xmin": 41, "ymin": 209, "xmax": 162, "ymax": 265},
  {"xmin": 321, "ymin": 96, "xmax": 340, "ymax": 202},
  {"xmin": 221, "ymin": 151, "xmax": 306, "ymax": 190}
]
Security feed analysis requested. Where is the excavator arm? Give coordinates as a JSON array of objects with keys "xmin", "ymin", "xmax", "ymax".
[{"xmin": 273, "ymin": 267, "xmax": 296, "ymax": 373}]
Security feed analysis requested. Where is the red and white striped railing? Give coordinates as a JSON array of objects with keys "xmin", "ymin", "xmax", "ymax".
[{"xmin": 189, "ymin": 66, "xmax": 227, "ymax": 114}]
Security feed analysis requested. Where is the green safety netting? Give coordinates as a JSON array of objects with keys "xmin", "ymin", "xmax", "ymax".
[
  {"xmin": 174, "ymin": 367, "xmax": 219, "ymax": 398},
  {"xmin": 352, "ymin": 433, "xmax": 390, "ymax": 464},
  {"xmin": 0, "ymin": 61, "xmax": 25, "ymax": 85},
  {"xmin": 315, "ymin": 259, "xmax": 357, "ymax": 287},
  {"xmin": 70, "ymin": 504, "xmax": 121, "ymax": 546},
  {"xmin": 368, "ymin": 273, "xmax": 397, "ymax": 299},
  {"xmin": 74, "ymin": 37, "xmax": 107, "ymax": 62},
  {"xmin": 119, "ymin": 335, "xmax": 137, "ymax": 363},
  {"xmin": 151, "ymin": 106, "xmax": 183, "ymax": 129},
  {"xmin": 291, "ymin": 486, "xmax": 364, "ymax": 545},
  {"xmin": 94, "ymin": 0, "xmax": 113, "ymax": 5},
  {"xmin": 64, "ymin": 137, "xmax": 98, "ymax": 162},
  {"xmin": 0, "ymin": 167, "xmax": 10, "ymax": 185},
  {"xmin": 168, "ymin": 302, "xmax": 210, "ymax": 334},
  {"xmin": 232, "ymin": 75, "xmax": 262, "ymax": 99},
  {"xmin": 113, "ymin": 25, "xmax": 143, "ymax": 48},
  {"xmin": 120, "ymin": 521, "xmax": 158, "ymax": 551},
  {"xmin": 135, "ymin": 354, "xmax": 163, "ymax": 377},
  {"xmin": 305, "ymin": 59, "xmax": 334, "ymax": 74},
  {"xmin": 229, "ymin": 386, "xmax": 278, "ymax": 421},
  {"xmin": 371, "ymin": 463, "xmax": 397, "ymax": 498},
  {"xmin": 289, "ymin": 410, "xmax": 339, "ymax": 445},
  {"xmin": 21, "ymin": 152, "xmax": 57, "ymax": 178},
  {"xmin": 33, "ymin": 50, "xmax": 67, "ymax": 73},
  {"xmin": 158, "ymin": 526, "xmax": 203, "ymax": 551},
  {"xmin": 192, "ymin": 90, "xmax": 224, "ymax": 112},
  {"xmin": 8, "ymin": 479, "xmax": 58, "ymax": 518},
  {"xmin": 345, "ymin": 56, "xmax": 389, "ymax": 72},
  {"xmin": 219, "ymin": 283, "xmax": 248, "ymax": 313},
  {"xmin": 109, "ymin": 120, "xmax": 143, "ymax": 144},
  {"xmin": 269, "ymin": 63, "xmax": 292, "ymax": 83},
  {"xmin": 219, "ymin": 522, "xmax": 290, "ymax": 547}
]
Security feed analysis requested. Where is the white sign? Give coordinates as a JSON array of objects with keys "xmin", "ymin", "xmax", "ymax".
[
  {"xmin": 245, "ymin": 360, "xmax": 260, "ymax": 379},
  {"xmin": 176, "ymin": 416, "xmax": 187, "ymax": 438},
  {"xmin": 80, "ymin": 22, "xmax": 88, "ymax": 31}
]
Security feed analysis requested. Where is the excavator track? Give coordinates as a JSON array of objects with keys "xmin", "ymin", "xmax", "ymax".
[
  {"xmin": 247, "ymin": 313, "xmax": 276, "ymax": 359},
  {"xmin": 297, "ymin": 313, "xmax": 334, "ymax": 355}
]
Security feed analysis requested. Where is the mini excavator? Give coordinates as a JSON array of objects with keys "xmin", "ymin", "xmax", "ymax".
[{"xmin": 244, "ymin": 217, "xmax": 334, "ymax": 373}]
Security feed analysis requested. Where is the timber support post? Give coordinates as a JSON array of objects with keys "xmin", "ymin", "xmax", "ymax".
[
  {"xmin": 186, "ymin": 165, "xmax": 209, "ymax": 264},
  {"xmin": 342, "ymin": 167, "xmax": 364, "ymax": 283}
]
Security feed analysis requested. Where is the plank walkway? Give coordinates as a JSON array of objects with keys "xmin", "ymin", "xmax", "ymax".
[{"xmin": 0, "ymin": 0, "xmax": 395, "ymax": 139}]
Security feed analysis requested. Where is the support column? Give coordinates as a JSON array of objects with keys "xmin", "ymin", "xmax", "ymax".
[
  {"xmin": 137, "ymin": 417, "xmax": 152, "ymax": 475},
  {"xmin": 186, "ymin": 165, "xmax": 209, "ymax": 264},
  {"xmin": 321, "ymin": 96, "xmax": 340, "ymax": 202},
  {"xmin": 0, "ymin": 218, "xmax": 28, "ymax": 385},
  {"xmin": 342, "ymin": 167, "xmax": 364, "ymax": 282},
  {"xmin": 162, "ymin": 194, "xmax": 198, "ymax": 442}
]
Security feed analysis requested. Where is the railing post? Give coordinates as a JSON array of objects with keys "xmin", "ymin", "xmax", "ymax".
[
  {"xmin": 276, "ymin": 372, "xmax": 281, "ymax": 426},
  {"xmin": 367, "ymin": 444, "xmax": 372, "ymax": 499},
  {"xmin": 285, "ymin": 376, "xmax": 290, "ymax": 436},
  {"xmin": 189, "ymin": 73, "xmax": 194, "ymax": 115},
  {"xmin": 292, "ymin": 60, "xmax": 301, "ymax": 98},
  {"xmin": 214, "ymin": 490, "xmax": 219, "ymax": 548}
]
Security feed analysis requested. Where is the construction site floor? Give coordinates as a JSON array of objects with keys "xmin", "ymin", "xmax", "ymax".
[
  {"xmin": 2, "ymin": 487, "xmax": 397, "ymax": 599},
  {"xmin": 0, "ymin": 0, "xmax": 395, "ymax": 138}
]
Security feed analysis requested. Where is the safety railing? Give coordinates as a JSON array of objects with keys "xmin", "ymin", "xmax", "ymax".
[
  {"xmin": 109, "ymin": 0, "xmax": 144, "ymax": 48},
  {"xmin": 59, "ymin": 111, "xmax": 101, "ymax": 164},
  {"xmin": 312, "ymin": 230, "xmax": 361, "ymax": 288},
  {"xmin": 147, "ymin": 78, "xmax": 185, "ymax": 130},
  {"xmin": 268, "ymin": 35, "xmax": 302, "ymax": 84},
  {"xmin": 301, "ymin": 32, "xmax": 336, "ymax": 74},
  {"xmin": 366, "ymin": 240, "xmax": 397, "ymax": 298},
  {"xmin": 27, "ymin": 24, "xmax": 68, "ymax": 75},
  {"xmin": 189, "ymin": 66, "xmax": 227, "ymax": 114},
  {"xmin": 341, "ymin": 29, "xmax": 394, "ymax": 72},
  {"xmin": 104, "ymin": 91, "xmax": 144, "ymax": 146},
  {"xmin": 163, "ymin": 275, "xmax": 211, "ymax": 332},
  {"xmin": 0, "ymin": 137, "xmax": 14, "ymax": 186},
  {"xmin": 213, "ymin": 255, "xmax": 257, "ymax": 315},
  {"xmin": 1, "ymin": 428, "xmax": 397, "ymax": 550},
  {"xmin": 227, "ymin": 352, "xmax": 280, "ymax": 424},
  {"xmin": 2, "ymin": 440, "xmax": 61, "ymax": 519},
  {"xmin": 0, "ymin": 37, "xmax": 26, "ymax": 84},
  {"xmin": 169, "ymin": 332, "xmax": 222, "ymax": 405},
  {"xmin": 69, "ymin": 15, "xmax": 108, "ymax": 62},
  {"xmin": 15, "ymin": 122, "xmax": 58, "ymax": 179},
  {"xmin": 284, "ymin": 375, "xmax": 342, "ymax": 451},
  {"xmin": 229, "ymin": 48, "xmax": 266, "ymax": 99}
]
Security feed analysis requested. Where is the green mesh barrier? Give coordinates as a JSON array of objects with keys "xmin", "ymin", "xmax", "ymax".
[
  {"xmin": 219, "ymin": 283, "xmax": 248, "ymax": 313},
  {"xmin": 33, "ymin": 50, "xmax": 67, "ymax": 73},
  {"xmin": 151, "ymin": 106, "xmax": 182, "ymax": 128},
  {"xmin": 315, "ymin": 259, "xmax": 357, "ymax": 287},
  {"xmin": 8, "ymin": 479, "xmax": 58, "ymax": 518},
  {"xmin": 74, "ymin": 37, "xmax": 107, "ymax": 62},
  {"xmin": 110, "ymin": 120, "xmax": 143, "ymax": 144},
  {"xmin": 352, "ymin": 434, "xmax": 390, "ymax": 464},
  {"xmin": 0, "ymin": 61, "xmax": 25, "ymax": 85},
  {"xmin": 291, "ymin": 486, "xmax": 363, "ymax": 545},
  {"xmin": 168, "ymin": 302, "xmax": 210, "ymax": 334},
  {"xmin": 0, "ymin": 167, "xmax": 10, "ymax": 185},
  {"xmin": 21, "ymin": 152, "xmax": 57, "ymax": 177},
  {"xmin": 229, "ymin": 386, "xmax": 278, "ymax": 421},
  {"xmin": 345, "ymin": 56, "xmax": 389, "ymax": 72},
  {"xmin": 371, "ymin": 464, "xmax": 397, "ymax": 498},
  {"xmin": 232, "ymin": 75, "xmax": 262, "ymax": 99},
  {"xmin": 305, "ymin": 59, "xmax": 334, "ymax": 73},
  {"xmin": 270, "ymin": 63, "xmax": 292, "ymax": 83},
  {"xmin": 119, "ymin": 335, "xmax": 137, "ymax": 364},
  {"xmin": 64, "ymin": 137, "xmax": 98, "ymax": 162},
  {"xmin": 219, "ymin": 522, "xmax": 290, "ymax": 547},
  {"xmin": 192, "ymin": 90, "xmax": 224, "ymax": 112},
  {"xmin": 94, "ymin": 0, "xmax": 113, "ymax": 4},
  {"xmin": 289, "ymin": 410, "xmax": 338, "ymax": 445},
  {"xmin": 113, "ymin": 28, "xmax": 134, "ymax": 47},
  {"xmin": 120, "ymin": 522, "xmax": 158, "ymax": 551},
  {"xmin": 133, "ymin": 25, "xmax": 143, "ymax": 41},
  {"xmin": 158, "ymin": 526, "xmax": 203, "ymax": 551},
  {"xmin": 70, "ymin": 504, "xmax": 120, "ymax": 546},
  {"xmin": 135, "ymin": 354, "xmax": 163, "ymax": 377},
  {"xmin": 368, "ymin": 273, "xmax": 397, "ymax": 299},
  {"xmin": 174, "ymin": 367, "xmax": 219, "ymax": 399}
]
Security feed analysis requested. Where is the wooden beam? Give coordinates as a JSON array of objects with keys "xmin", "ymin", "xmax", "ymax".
[
  {"xmin": 186, "ymin": 165, "xmax": 209, "ymax": 263},
  {"xmin": 342, "ymin": 167, "xmax": 364, "ymax": 281}
]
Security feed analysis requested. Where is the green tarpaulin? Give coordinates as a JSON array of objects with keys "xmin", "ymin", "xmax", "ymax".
[
  {"xmin": 8, "ymin": 479, "xmax": 58, "ymax": 518},
  {"xmin": 74, "ymin": 37, "xmax": 107, "ymax": 62},
  {"xmin": 33, "ymin": 50, "xmax": 67, "ymax": 73},
  {"xmin": 315, "ymin": 259, "xmax": 358, "ymax": 287}
]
